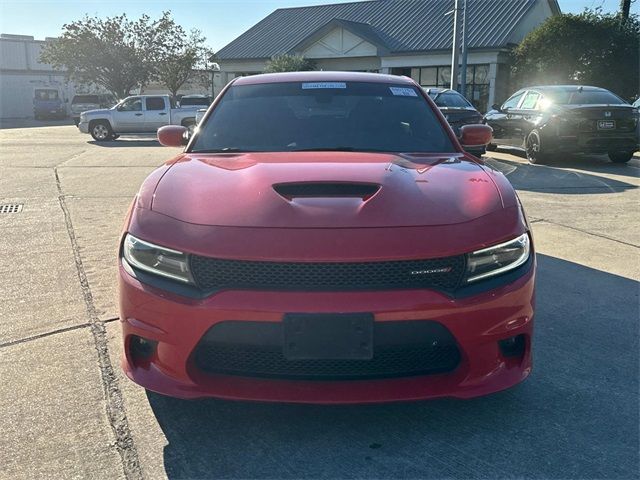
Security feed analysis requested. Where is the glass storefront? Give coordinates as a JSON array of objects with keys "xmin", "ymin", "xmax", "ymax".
[{"xmin": 392, "ymin": 64, "xmax": 490, "ymax": 112}]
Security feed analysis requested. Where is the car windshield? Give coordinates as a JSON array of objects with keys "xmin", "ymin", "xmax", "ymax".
[
  {"xmin": 72, "ymin": 95, "xmax": 100, "ymax": 104},
  {"xmin": 430, "ymin": 92, "xmax": 472, "ymax": 108},
  {"xmin": 546, "ymin": 89, "xmax": 626, "ymax": 105},
  {"xmin": 35, "ymin": 89, "xmax": 59, "ymax": 100},
  {"xmin": 191, "ymin": 81, "xmax": 454, "ymax": 153}
]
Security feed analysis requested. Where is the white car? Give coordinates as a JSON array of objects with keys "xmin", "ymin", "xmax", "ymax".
[{"xmin": 78, "ymin": 95, "xmax": 199, "ymax": 141}]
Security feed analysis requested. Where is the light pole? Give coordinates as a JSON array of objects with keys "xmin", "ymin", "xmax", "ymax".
[
  {"xmin": 449, "ymin": 0, "xmax": 462, "ymax": 92},
  {"xmin": 209, "ymin": 62, "xmax": 220, "ymax": 98},
  {"xmin": 460, "ymin": 0, "xmax": 468, "ymax": 98}
]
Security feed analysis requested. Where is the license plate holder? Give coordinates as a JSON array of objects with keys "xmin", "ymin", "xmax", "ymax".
[
  {"xmin": 597, "ymin": 120, "xmax": 615, "ymax": 130},
  {"xmin": 283, "ymin": 313, "xmax": 373, "ymax": 360}
]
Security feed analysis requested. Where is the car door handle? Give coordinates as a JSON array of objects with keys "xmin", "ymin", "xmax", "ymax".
[
  {"xmin": 135, "ymin": 113, "xmax": 143, "ymax": 116},
  {"xmin": 158, "ymin": 112, "xmax": 167, "ymax": 116}
]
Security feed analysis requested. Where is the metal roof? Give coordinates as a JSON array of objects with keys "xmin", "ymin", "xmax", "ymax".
[{"xmin": 217, "ymin": 0, "xmax": 550, "ymax": 60}]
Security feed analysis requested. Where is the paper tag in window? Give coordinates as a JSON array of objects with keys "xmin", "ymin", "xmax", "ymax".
[
  {"xmin": 389, "ymin": 87, "xmax": 418, "ymax": 97},
  {"xmin": 302, "ymin": 82, "xmax": 347, "ymax": 89}
]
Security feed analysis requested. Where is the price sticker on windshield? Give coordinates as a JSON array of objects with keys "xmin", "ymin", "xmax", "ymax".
[
  {"xmin": 389, "ymin": 87, "xmax": 418, "ymax": 97},
  {"xmin": 302, "ymin": 82, "xmax": 347, "ymax": 89}
]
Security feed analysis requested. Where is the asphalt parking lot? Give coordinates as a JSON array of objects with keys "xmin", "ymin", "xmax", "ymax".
[{"xmin": 1, "ymin": 123, "xmax": 638, "ymax": 479}]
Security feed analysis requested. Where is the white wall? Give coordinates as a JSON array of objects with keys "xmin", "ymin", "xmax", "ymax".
[
  {"xmin": 300, "ymin": 27, "xmax": 378, "ymax": 59},
  {"xmin": 0, "ymin": 72, "xmax": 74, "ymax": 118}
]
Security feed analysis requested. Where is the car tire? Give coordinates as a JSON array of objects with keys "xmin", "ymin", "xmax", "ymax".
[
  {"xmin": 608, "ymin": 151, "xmax": 633, "ymax": 163},
  {"xmin": 525, "ymin": 130, "xmax": 552, "ymax": 164},
  {"xmin": 182, "ymin": 119, "xmax": 196, "ymax": 135},
  {"xmin": 90, "ymin": 121, "xmax": 113, "ymax": 141},
  {"xmin": 486, "ymin": 143, "xmax": 497, "ymax": 152}
]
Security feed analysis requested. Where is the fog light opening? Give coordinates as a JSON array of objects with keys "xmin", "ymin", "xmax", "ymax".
[
  {"xmin": 499, "ymin": 334, "xmax": 526, "ymax": 358},
  {"xmin": 129, "ymin": 335, "xmax": 158, "ymax": 362}
]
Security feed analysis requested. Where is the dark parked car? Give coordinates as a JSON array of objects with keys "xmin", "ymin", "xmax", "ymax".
[
  {"xmin": 425, "ymin": 88, "xmax": 485, "ymax": 157},
  {"xmin": 484, "ymin": 85, "xmax": 639, "ymax": 164},
  {"xmin": 71, "ymin": 93, "xmax": 116, "ymax": 126},
  {"xmin": 178, "ymin": 94, "xmax": 212, "ymax": 108}
]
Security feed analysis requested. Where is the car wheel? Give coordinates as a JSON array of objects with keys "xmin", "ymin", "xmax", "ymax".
[
  {"xmin": 183, "ymin": 120, "xmax": 196, "ymax": 135},
  {"xmin": 608, "ymin": 151, "xmax": 633, "ymax": 163},
  {"xmin": 486, "ymin": 143, "xmax": 497, "ymax": 151},
  {"xmin": 525, "ymin": 130, "xmax": 551, "ymax": 164},
  {"xmin": 90, "ymin": 121, "xmax": 113, "ymax": 141}
]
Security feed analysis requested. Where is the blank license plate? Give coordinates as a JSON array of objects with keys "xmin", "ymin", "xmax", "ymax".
[
  {"xmin": 597, "ymin": 120, "xmax": 615, "ymax": 130},
  {"xmin": 283, "ymin": 313, "xmax": 373, "ymax": 360}
]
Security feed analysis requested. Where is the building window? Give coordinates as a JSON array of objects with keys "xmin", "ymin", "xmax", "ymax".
[{"xmin": 392, "ymin": 64, "xmax": 490, "ymax": 112}]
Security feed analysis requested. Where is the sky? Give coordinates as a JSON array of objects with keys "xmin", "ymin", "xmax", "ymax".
[{"xmin": 0, "ymin": 0, "xmax": 636, "ymax": 52}]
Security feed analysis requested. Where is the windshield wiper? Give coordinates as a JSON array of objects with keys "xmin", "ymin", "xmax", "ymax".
[
  {"xmin": 191, "ymin": 147, "xmax": 257, "ymax": 153},
  {"xmin": 290, "ymin": 147, "xmax": 356, "ymax": 152}
]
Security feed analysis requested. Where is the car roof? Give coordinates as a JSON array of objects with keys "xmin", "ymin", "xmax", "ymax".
[
  {"xmin": 233, "ymin": 71, "xmax": 416, "ymax": 86},
  {"xmin": 524, "ymin": 85, "xmax": 608, "ymax": 93},
  {"xmin": 423, "ymin": 88, "xmax": 460, "ymax": 95},
  {"xmin": 181, "ymin": 94, "xmax": 209, "ymax": 98}
]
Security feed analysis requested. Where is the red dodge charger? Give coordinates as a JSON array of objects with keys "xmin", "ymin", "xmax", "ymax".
[{"xmin": 119, "ymin": 72, "xmax": 535, "ymax": 403}]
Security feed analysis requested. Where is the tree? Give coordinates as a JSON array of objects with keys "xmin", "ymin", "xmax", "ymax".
[
  {"xmin": 512, "ymin": 10, "xmax": 640, "ymax": 100},
  {"xmin": 40, "ymin": 12, "xmax": 209, "ymax": 99},
  {"xmin": 155, "ymin": 28, "xmax": 212, "ymax": 101},
  {"xmin": 619, "ymin": 0, "xmax": 632, "ymax": 20},
  {"xmin": 264, "ymin": 54, "xmax": 315, "ymax": 73}
]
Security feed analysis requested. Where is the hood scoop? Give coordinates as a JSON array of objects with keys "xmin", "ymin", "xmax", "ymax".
[{"xmin": 273, "ymin": 182, "xmax": 380, "ymax": 201}]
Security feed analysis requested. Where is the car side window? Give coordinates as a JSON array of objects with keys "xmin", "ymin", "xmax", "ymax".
[
  {"xmin": 146, "ymin": 97, "xmax": 166, "ymax": 111},
  {"xmin": 119, "ymin": 97, "xmax": 142, "ymax": 112},
  {"xmin": 520, "ymin": 92, "xmax": 540, "ymax": 110},
  {"xmin": 502, "ymin": 92, "xmax": 525, "ymax": 110}
]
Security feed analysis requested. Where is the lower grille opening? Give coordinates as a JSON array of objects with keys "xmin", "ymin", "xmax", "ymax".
[{"xmin": 192, "ymin": 320, "xmax": 461, "ymax": 380}]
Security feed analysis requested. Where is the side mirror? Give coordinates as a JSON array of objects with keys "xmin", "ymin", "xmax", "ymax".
[
  {"xmin": 459, "ymin": 124, "xmax": 493, "ymax": 149},
  {"xmin": 491, "ymin": 103, "xmax": 502, "ymax": 112},
  {"xmin": 158, "ymin": 125, "xmax": 189, "ymax": 147}
]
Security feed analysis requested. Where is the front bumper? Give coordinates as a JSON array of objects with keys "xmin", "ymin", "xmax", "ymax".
[
  {"xmin": 547, "ymin": 131, "xmax": 639, "ymax": 154},
  {"xmin": 78, "ymin": 120, "xmax": 89, "ymax": 133},
  {"xmin": 119, "ymin": 258, "xmax": 535, "ymax": 403}
]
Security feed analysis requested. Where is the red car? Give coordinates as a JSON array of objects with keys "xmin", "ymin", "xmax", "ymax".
[{"xmin": 119, "ymin": 72, "xmax": 535, "ymax": 403}]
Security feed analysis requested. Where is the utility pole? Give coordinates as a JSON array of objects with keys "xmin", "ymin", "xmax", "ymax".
[
  {"xmin": 620, "ymin": 0, "xmax": 631, "ymax": 20},
  {"xmin": 460, "ymin": 0, "xmax": 468, "ymax": 98},
  {"xmin": 450, "ymin": 0, "xmax": 462, "ymax": 92}
]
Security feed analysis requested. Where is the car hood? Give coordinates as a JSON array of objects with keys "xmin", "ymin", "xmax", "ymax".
[
  {"xmin": 150, "ymin": 152, "xmax": 503, "ymax": 228},
  {"xmin": 82, "ymin": 108, "xmax": 112, "ymax": 117}
]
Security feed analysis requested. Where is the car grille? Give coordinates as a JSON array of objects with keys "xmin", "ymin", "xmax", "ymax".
[
  {"xmin": 190, "ymin": 255, "xmax": 466, "ymax": 292},
  {"xmin": 192, "ymin": 320, "xmax": 461, "ymax": 380}
]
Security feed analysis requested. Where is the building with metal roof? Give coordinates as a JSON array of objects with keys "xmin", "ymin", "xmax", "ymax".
[{"xmin": 215, "ymin": 0, "xmax": 561, "ymax": 111}]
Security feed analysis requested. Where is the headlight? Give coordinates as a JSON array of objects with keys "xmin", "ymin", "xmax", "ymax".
[
  {"xmin": 122, "ymin": 234, "xmax": 194, "ymax": 284},
  {"xmin": 465, "ymin": 233, "xmax": 531, "ymax": 283}
]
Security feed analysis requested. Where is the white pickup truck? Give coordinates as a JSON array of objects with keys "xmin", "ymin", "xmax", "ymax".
[{"xmin": 78, "ymin": 95, "xmax": 199, "ymax": 141}]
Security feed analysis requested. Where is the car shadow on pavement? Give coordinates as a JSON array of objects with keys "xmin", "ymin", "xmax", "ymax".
[
  {"xmin": 146, "ymin": 254, "xmax": 639, "ymax": 479},
  {"xmin": 0, "ymin": 118, "xmax": 74, "ymax": 129},
  {"xmin": 87, "ymin": 138, "xmax": 161, "ymax": 148},
  {"xmin": 488, "ymin": 147, "xmax": 640, "ymax": 181},
  {"xmin": 485, "ymin": 156, "xmax": 638, "ymax": 193}
]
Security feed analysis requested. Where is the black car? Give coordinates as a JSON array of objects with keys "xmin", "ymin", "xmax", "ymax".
[
  {"xmin": 484, "ymin": 85, "xmax": 639, "ymax": 164},
  {"xmin": 425, "ymin": 88, "xmax": 485, "ymax": 156},
  {"xmin": 178, "ymin": 94, "xmax": 212, "ymax": 108}
]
